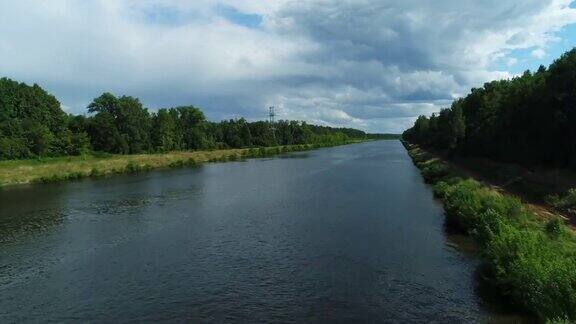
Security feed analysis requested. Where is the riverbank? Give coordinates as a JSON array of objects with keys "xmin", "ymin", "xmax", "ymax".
[
  {"xmin": 424, "ymin": 148, "xmax": 576, "ymax": 225},
  {"xmin": 0, "ymin": 141, "xmax": 367, "ymax": 187},
  {"xmin": 403, "ymin": 141, "xmax": 576, "ymax": 321}
]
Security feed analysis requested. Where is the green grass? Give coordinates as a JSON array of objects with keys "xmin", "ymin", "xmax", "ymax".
[
  {"xmin": 0, "ymin": 141, "xmax": 364, "ymax": 187},
  {"xmin": 404, "ymin": 141, "xmax": 576, "ymax": 321},
  {"xmin": 546, "ymin": 189, "xmax": 576, "ymax": 218}
]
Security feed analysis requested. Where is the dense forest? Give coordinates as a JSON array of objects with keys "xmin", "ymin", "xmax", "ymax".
[
  {"xmin": 0, "ymin": 78, "xmax": 386, "ymax": 160},
  {"xmin": 403, "ymin": 48, "xmax": 576, "ymax": 170}
]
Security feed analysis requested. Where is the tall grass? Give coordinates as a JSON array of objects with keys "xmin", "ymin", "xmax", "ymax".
[
  {"xmin": 0, "ymin": 141, "xmax": 360, "ymax": 187},
  {"xmin": 547, "ymin": 189, "xmax": 576, "ymax": 218},
  {"xmin": 405, "ymin": 142, "xmax": 576, "ymax": 321}
]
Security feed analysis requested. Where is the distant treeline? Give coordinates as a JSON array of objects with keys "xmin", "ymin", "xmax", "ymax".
[
  {"xmin": 372, "ymin": 133, "xmax": 400, "ymax": 140},
  {"xmin": 403, "ymin": 48, "xmax": 576, "ymax": 169},
  {"xmin": 0, "ymin": 77, "xmax": 387, "ymax": 160}
]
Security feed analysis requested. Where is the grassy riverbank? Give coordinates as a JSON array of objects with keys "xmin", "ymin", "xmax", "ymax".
[
  {"xmin": 403, "ymin": 141, "xmax": 576, "ymax": 321},
  {"xmin": 0, "ymin": 141, "xmax": 365, "ymax": 187}
]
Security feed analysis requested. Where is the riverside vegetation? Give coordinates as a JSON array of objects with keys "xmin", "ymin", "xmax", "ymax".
[
  {"xmin": 0, "ymin": 142, "xmax": 359, "ymax": 186},
  {"xmin": 402, "ymin": 48, "xmax": 576, "ymax": 322},
  {"xmin": 405, "ymin": 143, "xmax": 576, "ymax": 321},
  {"xmin": 402, "ymin": 48, "xmax": 576, "ymax": 217},
  {"xmin": 0, "ymin": 77, "xmax": 396, "ymax": 186}
]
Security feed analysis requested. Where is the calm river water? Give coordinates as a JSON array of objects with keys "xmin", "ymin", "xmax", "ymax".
[{"xmin": 0, "ymin": 141, "xmax": 525, "ymax": 322}]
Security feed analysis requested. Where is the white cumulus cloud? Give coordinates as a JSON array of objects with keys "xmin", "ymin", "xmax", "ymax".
[{"xmin": 0, "ymin": 0, "xmax": 575, "ymax": 132}]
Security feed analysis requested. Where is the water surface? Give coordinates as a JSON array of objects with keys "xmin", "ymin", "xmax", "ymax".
[{"xmin": 0, "ymin": 141, "xmax": 521, "ymax": 322}]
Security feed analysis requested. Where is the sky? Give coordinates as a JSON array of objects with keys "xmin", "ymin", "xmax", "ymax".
[{"xmin": 1, "ymin": 0, "xmax": 576, "ymax": 133}]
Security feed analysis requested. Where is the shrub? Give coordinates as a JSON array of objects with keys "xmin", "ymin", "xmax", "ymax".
[
  {"xmin": 432, "ymin": 181, "xmax": 451, "ymax": 198},
  {"xmin": 90, "ymin": 167, "xmax": 104, "ymax": 178},
  {"xmin": 485, "ymin": 223, "xmax": 576, "ymax": 319},
  {"xmin": 247, "ymin": 148, "xmax": 258, "ymax": 157},
  {"xmin": 419, "ymin": 160, "xmax": 451, "ymax": 183},
  {"xmin": 547, "ymin": 189, "xmax": 576, "ymax": 216},
  {"xmin": 124, "ymin": 161, "xmax": 142, "ymax": 173},
  {"xmin": 545, "ymin": 218, "xmax": 566, "ymax": 239},
  {"xmin": 410, "ymin": 149, "xmax": 576, "ymax": 320}
]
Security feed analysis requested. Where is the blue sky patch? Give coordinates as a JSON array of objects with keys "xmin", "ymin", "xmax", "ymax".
[
  {"xmin": 140, "ymin": 4, "xmax": 206, "ymax": 26},
  {"xmin": 497, "ymin": 23, "xmax": 576, "ymax": 74},
  {"xmin": 217, "ymin": 5, "xmax": 263, "ymax": 29}
]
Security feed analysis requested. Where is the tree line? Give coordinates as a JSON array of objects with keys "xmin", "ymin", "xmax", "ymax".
[
  {"xmin": 403, "ymin": 48, "xmax": 576, "ymax": 170},
  {"xmin": 0, "ymin": 78, "xmax": 386, "ymax": 160}
]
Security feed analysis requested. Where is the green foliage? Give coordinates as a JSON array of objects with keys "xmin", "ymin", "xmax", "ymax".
[
  {"xmin": 0, "ymin": 137, "xmax": 30, "ymax": 159},
  {"xmin": 409, "ymin": 147, "xmax": 576, "ymax": 321},
  {"xmin": 70, "ymin": 131, "xmax": 91, "ymax": 156},
  {"xmin": 124, "ymin": 161, "xmax": 145, "ymax": 173},
  {"xmin": 0, "ymin": 77, "xmax": 69, "ymax": 159},
  {"xmin": 546, "ymin": 189, "xmax": 576, "ymax": 216},
  {"xmin": 152, "ymin": 108, "xmax": 178, "ymax": 152},
  {"xmin": 403, "ymin": 49, "xmax": 576, "ymax": 319},
  {"xmin": 167, "ymin": 158, "xmax": 201, "ymax": 169},
  {"xmin": 485, "ymin": 222, "xmax": 576, "ymax": 320},
  {"xmin": 87, "ymin": 93, "xmax": 151, "ymax": 154},
  {"xmin": 419, "ymin": 160, "xmax": 451, "ymax": 183},
  {"xmin": 545, "ymin": 218, "xmax": 567, "ymax": 239},
  {"xmin": 90, "ymin": 167, "xmax": 104, "ymax": 178},
  {"xmin": 0, "ymin": 77, "xmax": 376, "ymax": 161},
  {"xmin": 443, "ymin": 181, "xmax": 576, "ymax": 320},
  {"xmin": 432, "ymin": 181, "xmax": 450, "ymax": 198},
  {"xmin": 403, "ymin": 48, "xmax": 576, "ymax": 169},
  {"xmin": 36, "ymin": 171, "xmax": 87, "ymax": 184}
]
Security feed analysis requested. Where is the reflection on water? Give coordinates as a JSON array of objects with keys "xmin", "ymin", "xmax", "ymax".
[
  {"xmin": 0, "ymin": 185, "xmax": 66, "ymax": 243},
  {"xmin": 443, "ymin": 219, "xmax": 479, "ymax": 255},
  {"xmin": 0, "ymin": 141, "xmax": 531, "ymax": 322},
  {"xmin": 277, "ymin": 152, "xmax": 312, "ymax": 159}
]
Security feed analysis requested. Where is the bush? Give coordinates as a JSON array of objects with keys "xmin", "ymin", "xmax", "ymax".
[
  {"xmin": 432, "ymin": 181, "xmax": 451, "ymax": 198},
  {"xmin": 124, "ymin": 161, "xmax": 142, "ymax": 173},
  {"xmin": 486, "ymin": 223, "xmax": 576, "ymax": 319},
  {"xmin": 417, "ymin": 159, "xmax": 451, "ymax": 183},
  {"xmin": 90, "ymin": 167, "xmax": 104, "ymax": 178},
  {"xmin": 0, "ymin": 137, "xmax": 31, "ymax": 160},
  {"xmin": 36, "ymin": 171, "xmax": 86, "ymax": 184},
  {"xmin": 442, "ymin": 179, "xmax": 576, "ymax": 319},
  {"xmin": 545, "ymin": 218, "xmax": 566, "ymax": 239},
  {"xmin": 409, "ymin": 148, "xmax": 576, "ymax": 320},
  {"xmin": 247, "ymin": 148, "xmax": 258, "ymax": 156},
  {"xmin": 546, "ymin": 189, "xmax": 576, "ymax": 216}
]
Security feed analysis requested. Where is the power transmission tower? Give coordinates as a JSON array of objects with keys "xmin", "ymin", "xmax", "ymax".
[
  {"xmin": 269, "ymin": 106, "xmax": 276, "ymax": 124},
  {"xmin": 269, "ymin": 106, "xmax": 276, "ymax": 141}
]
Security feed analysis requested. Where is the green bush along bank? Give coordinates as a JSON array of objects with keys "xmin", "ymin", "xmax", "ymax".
[{"xmin": 404, "ymin": 141, "xmax": 576, "ymax": 322}]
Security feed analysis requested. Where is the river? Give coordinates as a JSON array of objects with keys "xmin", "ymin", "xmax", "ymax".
[{"xmin": 0, "ymin": 141, "xmax": 524, "ymax": 322}]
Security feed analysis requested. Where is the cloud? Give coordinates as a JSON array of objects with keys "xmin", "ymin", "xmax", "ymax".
[
  {"xmin": 506, "ymin": 57, "xmax": 519, "ymax": 66},
  {"xmin": 0, "ymin": 0, "xmax": 575, "ymax": 132},
  {"xmin": 531, "ymin": 48, "xmax": 547, "ymax": 59}
]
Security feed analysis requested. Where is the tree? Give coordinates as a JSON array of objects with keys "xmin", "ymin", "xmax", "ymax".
[
  {"xmin": 0, "ymin": 78, "xmax": 371, "ymax": 160},
  {"xmin": 403, "ymin": 48, "xmax": 576, "ymax": 170},
  {"xmin": 450, "ymin": 103, "xmax": 466, "ymax": 150},
  {"xmin": 175, "ymin": 106, "xmax": 211, "ymax": 150},
  {"xmin": 115, "ymin": 96, "xmax": 151, "ymax": 154},
  {"xmin": 87, "ymin": 93, "xmax": 151, "ymax": 154},
  {"xmin": 88, "ymin": 111, "xmax": 125, "ymax": 153},
  {"xmin": 0, "ymin": 78, "xmax": 68, "ymax": 158},
  {"xmin": 88, "ymin": 92, "xmax": 119, "ymax": 115},
  {"xmin": 152, "ymin": 109, "xmax": 178, "ymax": 152}
]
